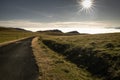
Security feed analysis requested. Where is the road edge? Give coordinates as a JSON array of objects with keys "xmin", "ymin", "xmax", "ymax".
[
  {"xmin": 31, "ymin": 37, "xmax": 42, "ymax": 80},
  {"xmin": 0, "ymin": 36, "xmax": 34, "ymax": 47}
]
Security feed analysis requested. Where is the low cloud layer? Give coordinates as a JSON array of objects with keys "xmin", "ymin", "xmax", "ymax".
[
  {"xmin": 106, "ymin": 26, "xmax": 120, "ymax": 29},
  {"xmin": 0, "ymin": 20, "xmax": 120, "ymax": 34},
  {"xmin": 0, "ymin": 20, "xmax": 116, "ymax": 29}
]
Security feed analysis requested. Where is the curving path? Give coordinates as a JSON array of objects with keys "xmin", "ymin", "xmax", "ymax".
[{"xmin": 0, "ymin": 37, "xmax": 39, "ymax": 80}]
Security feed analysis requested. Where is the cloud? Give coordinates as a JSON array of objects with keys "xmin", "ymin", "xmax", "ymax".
[
  {"xmin": 0, "ymin": 20, "xmax": 120, "ymax": 34},
  {"xmin": 114, "ymin": 27, "xmax": 120, "ymax": 29},
  {"xmin": 106, "ymin": 26, "xmax": 120, "ymax": 29},
  {"xmin": 0, "ymin": 20, "xmax": 119, "ymax": 32}
]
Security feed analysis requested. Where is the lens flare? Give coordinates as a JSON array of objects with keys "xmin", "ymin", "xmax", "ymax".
[
  {"xmin": 81, "ymin": 0, "xmax": 93, "ymax": 9},
  {"xmin": 77, "ymin": 0, "xmax": 95, "ymax": 13}
]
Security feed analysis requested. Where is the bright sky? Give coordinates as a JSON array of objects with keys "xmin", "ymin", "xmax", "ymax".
[{"xmin": 0, "ymin": 0, "xmax": 120, "ymax": 34}]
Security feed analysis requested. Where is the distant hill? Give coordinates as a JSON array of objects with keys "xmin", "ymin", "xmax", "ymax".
[
  {"xmin": 37, "ymin": 29, "xmax": 87, "ymax": 36},
  {"xmin": 67, "ymin": 31, "xmax": 80, "ymax": 34},
  {"xmin": 0, "ymin": 27, "xmax": 31, "ymax": 32},
  {"xmin": 0, "ymin": 27, "xmax": 12, "ymax": 31},
  {"xmin": 14, "ymin": 28, "xmax": 30, "ymax": 32},
  {"xmin": 66, "ymin": 31, "xmax": 88, "ymax": 35},
  {"xmin": 0, "ymin": 27, "xmax": 34, "ymax": 43},
  {"xmin": 37, "ymin": 29, "xmax": 63, "ymax": 33},
  {"xmin": 37, "ymin": 29, "xmax": 64, "ymax": 36}
]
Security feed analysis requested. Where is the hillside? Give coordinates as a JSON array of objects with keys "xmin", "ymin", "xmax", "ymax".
[
  {"xmin": 67, "ymin": 31, "xmax": 79, "ymax": 34},
  {"xmin": 0, "ymin": 27, "xmax": 33, "ymax": 43},
  {"xmin": 0, "ymin": 27, "xmax": 31, "ymax": 32},
  {"xmin": 40, "ymin": 33, "xmax": 120, "ymax": 80},
  {"xmin": 37, "ymin": 29, "xmax": 62, "ymax": 33}
]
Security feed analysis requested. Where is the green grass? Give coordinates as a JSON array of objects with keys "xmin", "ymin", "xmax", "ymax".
[
  {"xmin": 37, "ymin": 38, "xmax": 102, "ymax": 80},
  {"xmin": 41, "ymin": 33, "xmax": 120, "ymax": 55},
  {"xmin": 40, "ymin": 33, "xmax": 120, "ymax": 80},
  {"xmin": 1, "ymin": 26, "xmax": 119, "ymax": 80},
  {"xmin": 0, "ymin": 29, "xmax": 34, "ymax": 43}
]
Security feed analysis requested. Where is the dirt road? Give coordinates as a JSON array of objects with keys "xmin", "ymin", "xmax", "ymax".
[{"xmin": 0, "ymin": 37, "xmax": 39, "ymax": 80}]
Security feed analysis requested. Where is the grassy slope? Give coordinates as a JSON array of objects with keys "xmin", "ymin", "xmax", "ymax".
[
  {"xmin": 0, "ymin": 27, "xmax": 34, "ymax": 43},
  {"xmin": 40, "ymin": 33, "xmax": 120, "ymax": 80},
  {"xmin": 32, "ymin": 37, "xmax": 101, "ymax": 80},
  {"xmin": 0, "ymin": 26, "xmax": 119, "ymax": 80}
]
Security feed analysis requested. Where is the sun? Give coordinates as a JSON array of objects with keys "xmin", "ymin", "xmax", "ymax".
[
  {"xmin": 81, "ymin": 0, "xmax": 93, "ymax": 9},
  {"xmin": 77, "ymin": 0, "xmax": 95, "ymax": 13}
]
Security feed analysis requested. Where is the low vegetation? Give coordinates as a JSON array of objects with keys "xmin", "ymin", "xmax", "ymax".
[
  {"xmin": 41, "ymin": 33, "xmax": 120, "ymax": 80},
  {"xmin": 32, "ymin": 37, "xmax": 101, "ymax": 80},
  {"xmin": 1, "ymin": 26, "xmax": 120, "ymax": 80},
  {"xmin": 0, "ymin": 27, "xmax": 34, "ymax": 43}
]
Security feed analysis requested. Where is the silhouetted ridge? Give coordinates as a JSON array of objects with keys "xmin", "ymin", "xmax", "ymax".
[
  {"xmin": 67, "ymin": 31, "xmax": 80, "ymax": 34},
  {"xmin": 37, "ymin": 29, "xmax": 63, "ymax": 33},
  {"xmin": 0, "ymin": 27, "xmax": 31, "ymax": 32}
]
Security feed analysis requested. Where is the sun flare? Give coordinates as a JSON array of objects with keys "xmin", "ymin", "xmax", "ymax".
[
  {"xmin": 81, "ymin": 0, "xmax": 93, "ymax": 9},
  {"xmin": 77, "ymin": 0, "xmax": 95, "ymax": 13}
]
